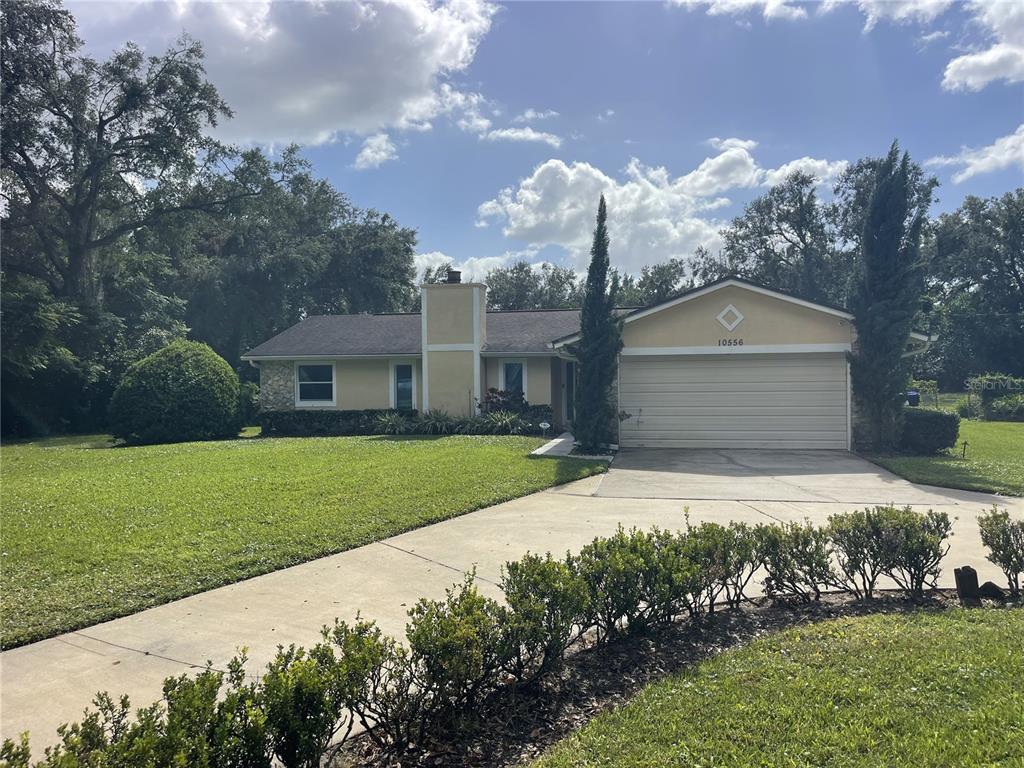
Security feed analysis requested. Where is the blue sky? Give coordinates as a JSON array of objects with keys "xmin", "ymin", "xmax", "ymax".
[{"xmin": 70, "ymin": 0, "xmax": 1023, "ymax": 276}]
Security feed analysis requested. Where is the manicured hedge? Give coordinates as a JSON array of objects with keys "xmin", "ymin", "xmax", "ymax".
[
  {"xmin": 259, "ymin": 405, "xmax": 557, "ymax": 438},
  {"xmin": 259, "ymin": 408, "xmax": 411, "ymax": 437},
  {"xmin": 2, "ymin": 505, "xmax": 980, "ymax": 766},
  {"xmin": 899, "ymin": 407, "xmax": 960, "ymax": 455},
  {"xmin": 108, "ymin": 341, "xmax": 241, "ymax": 445}
]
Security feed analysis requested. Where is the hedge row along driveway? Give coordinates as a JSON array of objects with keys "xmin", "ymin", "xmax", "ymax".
[{"xmin": 1, "ymin": 435, "xmax": 606, "ymax": 648}]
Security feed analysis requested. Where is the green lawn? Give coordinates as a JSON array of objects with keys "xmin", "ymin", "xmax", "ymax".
[
  {"xmin": 534, "ymin": 609, "xmax": 1024, "ymax": 768},
  {"xmin": 0, "ymin": 434, "xmax": 605, "ymax": 648},
  {"xmin": 869, "ymin": 420, "xmax": 1024, "ymax": 496}
]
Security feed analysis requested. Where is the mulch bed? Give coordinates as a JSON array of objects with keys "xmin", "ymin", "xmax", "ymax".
[{"xmin": 331, "ymin": 590, "xmax": 972, "ymax": 768}]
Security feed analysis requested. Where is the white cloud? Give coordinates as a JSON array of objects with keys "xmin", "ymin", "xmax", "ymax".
[
  {"xmin": 354, "ymin": 133, "xmax": 398, "ymax": 170},
  {"xmin": 476, "ymin": 141, "xmax": 847, "ymax": 272},
  {"xmin": 513, "ymin": 108, "xmax": 560, "ymax": 123},
  {"xmin": 943, "ymin": 1, "xmax": 1024, "ymax": 90},
  {"xmin": 596, "ymin": 109, "xmax": 616, "ymax": 122},
  {"xmin": 483, "ymin": 127, "xmax": 563, "ymax": 148},
  {"xmin": 825, "ymin": 0, "xmax": 953, "ymax": 31},
  {"xmin": 926, "ymin": 124, "xmax": 1024, "ymax": 183},
  {"xmin": 918, "ymin": 29, "xmax": 950, "ymax": 45},
  {"xmin": 414, "ymin": 250, "xmax": 530, "ymax": 281},
  {"xmin": 673, "ymin": 0, "xmax": 808, "ymax": 22},
  {"xmin": 708, "ymin": 137, "xmax": 759, "ymax": 151},
  {"xmin": 759, "ymin": 156, "xmax": 850, "ymax": 186},
  {"xmin": 68, "ymin": 0, "xmax": 497, "ymax": 145}
]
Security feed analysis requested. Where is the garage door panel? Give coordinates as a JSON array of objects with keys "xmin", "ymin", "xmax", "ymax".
[{"xmin": 618, "ymin": 353, "xmax": 849, "ymax": 450}]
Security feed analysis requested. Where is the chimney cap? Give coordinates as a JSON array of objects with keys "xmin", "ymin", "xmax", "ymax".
[{"xmin": 445, "ymin": 268, "xmax": 462, "ymax": 284}]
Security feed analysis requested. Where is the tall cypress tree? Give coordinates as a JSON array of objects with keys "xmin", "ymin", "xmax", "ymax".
[
  {"xmin": 849, "ymin": 142, "xmax": 932, "ymax": 450},
  {"xmin": 573, "ymin": 195, "xmax": 622, "ymax": 451}
]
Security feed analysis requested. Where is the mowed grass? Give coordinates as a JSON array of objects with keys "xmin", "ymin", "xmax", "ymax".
[
  {"xmin": 1, "ymin": 434, "xmax": 605, "ymax": 648},
  {"xmin": 869, "ymin": 420, "xmax": 1024, "ymax": 496},
  {"xmin": 535, "ymin": 609, "xmax": 1024, "ymax": 768}
]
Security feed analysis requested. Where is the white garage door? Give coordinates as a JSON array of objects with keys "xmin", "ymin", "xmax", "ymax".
[{"xmin": 618, "ymin": 353, "xmax": 849, "ymax": 449}]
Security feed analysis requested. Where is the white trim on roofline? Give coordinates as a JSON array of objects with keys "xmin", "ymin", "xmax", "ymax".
[
  {"xmin": 426, "ymin": 343, "xmax": 476, "ymax": 352},
  {"xmin": 621, "ymin": 343, "xmax": 853, "ymax": 356},
  {"xmin": 550, "ymin": 279, "xmax": 854, "ymax": 349},
  {"xmin": 243, "ymin": 353, "xmax": 421, "ymax": 361}
]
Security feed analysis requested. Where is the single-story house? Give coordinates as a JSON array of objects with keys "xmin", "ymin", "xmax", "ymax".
[{"xmin": 242, "ymin": 274, "xmax": 930, "ymax": 450}]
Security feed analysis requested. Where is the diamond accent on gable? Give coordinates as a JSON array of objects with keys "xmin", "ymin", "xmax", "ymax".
[{"xmin": 716, "ymin": 304, "xmax": 744, "ymax": 331}]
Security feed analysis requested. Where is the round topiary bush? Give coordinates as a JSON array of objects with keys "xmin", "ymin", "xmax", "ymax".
[{"xmin": 109, "ymin": 340, "xmax": 241, "ymax": 445}]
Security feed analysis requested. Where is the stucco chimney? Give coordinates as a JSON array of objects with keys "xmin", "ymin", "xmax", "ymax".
[{"xmin": 420, "ymin": 279, "xmax": 487, "ymax": 415}]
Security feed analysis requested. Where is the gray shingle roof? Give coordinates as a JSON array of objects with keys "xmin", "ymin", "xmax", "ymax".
[{"xmin": 241, "ymin": 309, "xmax": 587, "ymax": 358}]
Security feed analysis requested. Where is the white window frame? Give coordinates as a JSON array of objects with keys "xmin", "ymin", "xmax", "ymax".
[
  {"xmin": 294, "ymin": 361, "xmax": 336, "ymax": 407},
  {"xmin": 389, "ymin": 360, "xmax": 418, "ymax": 410},
  {"xmin": 498, "ymin": 358, "xmax": 528, "ymax": 400}
]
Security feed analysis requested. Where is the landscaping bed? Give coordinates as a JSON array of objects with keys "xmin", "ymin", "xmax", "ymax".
[
  {"xmin": 868, "ymin": 420, "xmax": 1024, "ymax": 496},
  {"xmin": 0, "ymin": 434, "xmax": 605, "ymax": 648}
]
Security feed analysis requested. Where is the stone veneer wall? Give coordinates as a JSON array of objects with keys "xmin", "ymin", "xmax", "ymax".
[{"xmin": 260, "ymin": 361, "xmax": 295, "ymax": 410}]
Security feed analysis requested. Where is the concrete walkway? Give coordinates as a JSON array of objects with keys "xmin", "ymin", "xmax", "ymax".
[{"xmin": 2, "ymin": 449, "xmax": 1019, "ymax": 750}]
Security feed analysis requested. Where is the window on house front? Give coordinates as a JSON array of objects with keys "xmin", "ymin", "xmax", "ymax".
[
  {"xmin": 296, "ymin": 363, "xmax": 334, "ymax": 404},
  {"xmin": 394, "ymin": 364, "xmax": 413, "ymax": 410},
  {"xmin": 502, "ymin": 361, "xmax": 524, "ymax": 395}
]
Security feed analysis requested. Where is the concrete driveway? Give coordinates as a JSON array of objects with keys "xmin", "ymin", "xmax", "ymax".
[{"xmin": 2, "ymin": 449, "xmax": 1019, "ymax": 751}]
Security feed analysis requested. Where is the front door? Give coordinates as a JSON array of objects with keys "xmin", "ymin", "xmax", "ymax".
[{"xmin": 564, "ymin": 361, "xmax": 575, "ymax": 425}]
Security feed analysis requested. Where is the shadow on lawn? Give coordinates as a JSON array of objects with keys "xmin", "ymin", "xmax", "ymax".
[{"xmin": 335, "ymin": 592, "xmax": 972, "ymax": 768}]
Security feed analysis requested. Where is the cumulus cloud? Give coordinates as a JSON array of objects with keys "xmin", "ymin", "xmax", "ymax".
[
  {"xmin": 672, "ymin": 0, "xmax": 808, "ymax": 21},
  {"xmin": 759, "ymin": 156, "xmax": 850, "ymax": 186},
  {"xmin": 926, "ymin": 124, "xmax": 1024, "ymax": 183},
  {"xmin": 354, "ymin": 133, "xmax": 398, "ymax": 170},
  {"xmin": 513, "ymin": 108, "xmax": 560, "ymax": 123},
  {"xmin": 818, "ymin": 0, "xmax": 953, "ymax": 31},
  {"xmin": 68, "ymin": 0, "xmax": 497, "ymax": 145},
  {"xmin": 483, "ymin": 127, "xmax": 563, "ymax": 148},
  {"xmin": 942, "ymin": 1, "xmax": 1024, "ymax": 90},
  {"xmin": 414, "ymin": 250, "xmax": 532, "ymax": 281},
  {"xmin": 475, "ymin": 140, "xmax": 847, "ymax": 273}
]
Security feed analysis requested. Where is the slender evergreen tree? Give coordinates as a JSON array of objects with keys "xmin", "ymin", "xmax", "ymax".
[
  {"xmin": 572, "ymin": 196, "xmax": 622, "ymax": 451},
  {"xmin": 848, "ymin": 142, "xmax": 933, "ymax": 450}
]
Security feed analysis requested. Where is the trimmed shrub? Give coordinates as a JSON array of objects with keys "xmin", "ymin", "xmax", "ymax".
[
  {"xmin": 238, "ymin": 381, "xmax": 260, "ymax": 426},
  {"xmin": 260, "ymin": 644, "xmax": 349, "ymax": 768},
  {"xmin": 977, "ymin": 507, "xmax": 1024, "ymax": 596},
  {"xmin": 109, "ymin": 340, "xmax": 241, "ymax": 445},
  {"xmin": 760, "ymin": 521, "xmax": 835, "ymax": 602},
  {"xmin": 987, "ymin": 394, "xmax": 1024, "ymax": 422},
  {"xmin": 405, "ymin": 575, "xmax": 506, "ymax": 716},
  {"xmin": 500, "ymin": 553, "xmax": 589, "ymax": 682},
  {"xmin": 899, "ymin": 408, "xmax": 959, "ymax": 455},
  {"xmin": 875, "ymin": 506, "xmax": 952, "ymax": 598},
  {"xmin": 828, "ymin": 508, "xmax": 888, "ymax": 600},
  {"xmin": 327, "ymin": 618, "xmax": 432, "ymax": 755},
  {"xmin": 573, "ymin": 527, "xmax": 653, "ymax": 642},
  {"xmin": 259, "ymin": 409, "xmax": 414, "ymax": 437},
  {"xmin": 481, "ymin": 409, "xmax": 525, "ymax": 435}
]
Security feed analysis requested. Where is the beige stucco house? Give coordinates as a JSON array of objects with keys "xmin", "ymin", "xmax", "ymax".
[{"xmin": 242, "ymin": 275, "xmax": 929, "ymax": 450}]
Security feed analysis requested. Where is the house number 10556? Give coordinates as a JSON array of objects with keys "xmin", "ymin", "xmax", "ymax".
[{"xmin": 718, "ymin": 338, "xmax": 744, "ymax": 346}]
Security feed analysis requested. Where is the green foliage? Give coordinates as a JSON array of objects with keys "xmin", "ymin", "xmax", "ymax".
[
  {"xmin": 760, "ymin": 521, "xmax": 836, "ymax": 602},
  {"xmin": 238, "ymin": 381, "xmax": 260, "ymax": 425},
  {"xmin": 260, "ymin": 408, "xmax": 413, "ymax": 436},
  {"xmin": 967, "ymin": 373, "xmax": 1024, "ymax": 409},
  {"xmin": 485, "ymin": 261, "xmax": 583, "ymax": 310},
  {"xmin": 899, "ymin": 408, "xmax": 960, "ymax": 454},
  {"xmin": 415, "ymin": 409, "xmax": 457, "ymax": 435},
  {"xmin": 848, "ymin": 143, "xmax": 935, "ymax": 451},
  {"xmin": 572, "ymin": 196, "xmax": 623, "ymax": 452},
  {"xmin": 108, "ymin": 340, "xmax": 241, "ymax": 445},
  {"xmin": 828, "ymin": 508, "xmax": 888, "ymax": 599},
  {"xmin": 977, "ymin": 507, "xmax": 1024, "ymax": 596},
  {"xmin": 406, "ymin": 575, "xmax": 506, "ymax": 714},
  {"xmin": 875, "ymin": 507, "xmax": 952, "ymax": 598},
  {"xmin": 500, "ymin": 553, "xmax": 590, "ymax": 681},
  {"xmin": 480, "ymin": 409, "xmax": 525, "ymax": 435},
  {"xmin": 953, "ymin": 396, "xmax": 980, "ymax": 419},
  {"xmin": 260, "ymin": 644, "xmax": 348, "ymax": 768},
  {"xmin": 986, "ymin": 394, "xmax": 1024, "ymax": 422},
  {"xmin": 375, "ymin": 411, "xmax": 411, "ymax": 435}
]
